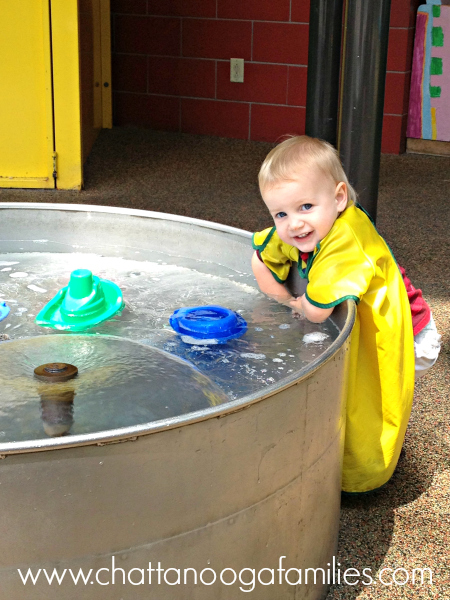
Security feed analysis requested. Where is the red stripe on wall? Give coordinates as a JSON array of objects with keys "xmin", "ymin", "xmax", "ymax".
[{"xmin": 407, "ymin": 11, "xmax": 427, "ymax": 138}]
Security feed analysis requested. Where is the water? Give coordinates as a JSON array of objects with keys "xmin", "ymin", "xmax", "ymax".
[
  {"xmin": 0, "ymin": 252, "xmax": 339, "ymax": 404},
  {"xmin": 0, "ymin": 335, "xmax": 228, "ymax": 442}
]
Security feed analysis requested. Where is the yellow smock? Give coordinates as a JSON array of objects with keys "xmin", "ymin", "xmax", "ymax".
[{"xmin": 253, "ymin": 205, "xmax": 415, "ymax": 493}]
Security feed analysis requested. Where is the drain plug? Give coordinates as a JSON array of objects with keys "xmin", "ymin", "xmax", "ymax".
[
  {"xmin": 34, "ymin": 362, "xmax": 78, "ymax": 383},
  {"xmin": 34, "ymin": 363, "xmax": 78, "ymax": 437}
]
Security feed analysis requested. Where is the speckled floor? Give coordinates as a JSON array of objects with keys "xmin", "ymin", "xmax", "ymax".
[{"xmin": 1, "ymin": 128, "xmax": 449, "ymax": 598}]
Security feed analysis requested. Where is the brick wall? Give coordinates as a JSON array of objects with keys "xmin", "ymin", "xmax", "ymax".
[
  {"xmin": 383, "ymin": 0, "xmax": 423, "ymax": 153},
  {"xmin": 111, "ymin": 0, "xmax": 420, "ymax": 154}
]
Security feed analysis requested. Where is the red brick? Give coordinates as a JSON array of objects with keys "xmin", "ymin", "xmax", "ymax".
[
  {"xmin": 390, "ymin": 0, "xmax": 417, "ymax": 28},
  {"xmin": 114, "ymin": 92, "xmax": 180, "ymax": 130},
  {"xmin": 183, "ymin": 19, "xmax": 252, "ymax": 60},
  {"xmin": 112, "ymin": 54, "xmax": 148, "ymax": 93},
  {"xmin": 217, "ymin": 62, "xmax": 288, "ymax": 104},
  {"xmin": 381, "ymin": 114, "xmax": 407, "ymax": 154},
  {"xmin": 387, "ymin": 27, "xmax": 414, "ymax": 72},
  {"xmin": 115, "ymin": 16, "xmax": 181, "ymax": 56},
  {"xmin": 384, "ymin": 71, "xmax": 411, "ymax": 115},
  {"xmin": 291, "ymin": 0, "xmax": 310, "ymax": 23},
  {"xmin": 287, "ymin": 66, "xmax": 307, "ymax": 106},
  {"xmin": 181, "ymin": 99, "xmax": 249, "ymax": 138},
  {"xmin": 147, "ymin": 0, "xmax": 216, "ymax": 18},
  {"xmin": 218, "ymin": 0, "xmax": 290, "ymax": 22},
  {"xmin": 251, "ymin": 104, "xmax": 306, "ymax": 142},
  {"xmin": 147, "ymin": 57, "xmax": 215, "ymax": 98},
  {"xmin": 111, "ymin": 0, "xmax": 147, "ymax": 14},
  {"xmin": 253, "ymin": 23, "xmax": 309, "ymax": 65},
  {"xmin": 114, "ymin": 15, "xmax": 148, "ymax": 53}
]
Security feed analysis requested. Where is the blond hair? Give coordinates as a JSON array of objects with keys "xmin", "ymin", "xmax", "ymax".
[{"xmin": 258, "ymin": 135, "xmax": 356, "ymax": 206}]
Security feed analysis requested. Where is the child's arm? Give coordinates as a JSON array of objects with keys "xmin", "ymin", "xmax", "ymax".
[
  {"xmin": 292, "ymin": 296, "xmax": 334, "ymax": 323},
  {"xmin": 251, "ymin": 251, "xmax": 293, "ymax": 306},
  {"xmin": 252, "ymin": 251, "xmax": 334, "ymax": 322}
]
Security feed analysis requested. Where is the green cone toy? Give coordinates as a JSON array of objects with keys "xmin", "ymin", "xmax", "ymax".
[{"xmin": 35, "ymin": 269, "xmax": 124, "ymax": 332}]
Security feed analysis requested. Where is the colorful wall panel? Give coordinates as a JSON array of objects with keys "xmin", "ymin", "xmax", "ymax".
[{"xmin": 407, "ymin": 0, "xmax": 450, "ymax": 141}]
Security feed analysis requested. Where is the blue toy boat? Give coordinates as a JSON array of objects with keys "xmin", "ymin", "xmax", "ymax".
[
  {"xmin": 169, "ymin": 305, "xmax": 247, "ymax": 344},
  {"xmin": 0, "ymin": 302, "xmax": 10, "ymax": 322}
]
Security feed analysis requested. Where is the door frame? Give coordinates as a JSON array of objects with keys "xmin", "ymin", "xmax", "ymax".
[{"xmin": 52, "ymin": 0, "xmax": 112, "ymax": 189}]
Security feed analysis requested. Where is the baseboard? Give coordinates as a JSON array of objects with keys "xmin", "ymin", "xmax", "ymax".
[{"xmin": 406, "ymin": 138, "xmax": 450, "ymax": 156}]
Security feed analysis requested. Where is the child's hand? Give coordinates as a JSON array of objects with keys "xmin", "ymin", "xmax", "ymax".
[
  {"xmin": 289, "ymin": 296, "xmax": 304, "ymax": 317},
  {"xmin": 291, "ymin": 309, "xmax": 305, "ymax": 320}
]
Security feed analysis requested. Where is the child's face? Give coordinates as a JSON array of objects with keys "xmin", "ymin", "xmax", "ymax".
[{"xmin": 261, "ymin": 166, "xmax": 348, "ymax": 253}]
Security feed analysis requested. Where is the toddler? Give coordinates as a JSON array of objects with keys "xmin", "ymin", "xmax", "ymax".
[{"xmin": 252, "ymin": 136, "xmax": 440, "ymax": 493}]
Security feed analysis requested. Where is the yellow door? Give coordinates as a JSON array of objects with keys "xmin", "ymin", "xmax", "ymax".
[
  {"xmin": 0, "ymin": 0, "xmax": 111, "ymax": 190},
  {"xmin": 0, "ymin": 1, "xmax": 55, "ymax": 188}
]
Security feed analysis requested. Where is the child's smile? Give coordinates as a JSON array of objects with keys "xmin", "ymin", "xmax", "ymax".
[
  {"xmin": 293, "ymin": 231, "xmax": 313, "ymax": 240},
  {"xmin": 261, "ymin": 167, "xmax": 348, "ymax": 253}
]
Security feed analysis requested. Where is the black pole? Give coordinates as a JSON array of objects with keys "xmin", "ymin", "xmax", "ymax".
[
  {"xmin": 338, "ymin": 0, "xmax": 392, "ymax": 221},
  {"xmin": 305, "ymin": 0, "xmax": 344, "ymax": 146}
]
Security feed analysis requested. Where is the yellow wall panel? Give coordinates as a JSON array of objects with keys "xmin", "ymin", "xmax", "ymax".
[
  {"xmin": 51, "ymin": 0, "xmax": 83, "ymax": 189},
  {"xmin": 0, "ymin": 1, "xmax": 54, "ymax": 187}
]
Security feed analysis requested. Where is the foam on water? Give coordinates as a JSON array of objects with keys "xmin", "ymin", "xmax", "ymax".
[
  {"xmin": 303, "ymin": 332, "xmax": 330, "ymax": 344},
  {"xmin": 0, "ymin": 252, "xmax": 339, "ymax": 401}
]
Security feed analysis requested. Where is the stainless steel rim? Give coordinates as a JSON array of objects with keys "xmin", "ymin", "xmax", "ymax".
[{"xmin": 0, "ymin": 203, "xmax": 355, "ymax": 455}]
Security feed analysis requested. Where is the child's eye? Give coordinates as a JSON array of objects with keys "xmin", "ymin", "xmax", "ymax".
[
  {"xmin": 275, "ymin": 211, "xmax": 287, "ymax": 219},
  {"xmin": 301, "ymin": 203, "xmax": 313, "ymax": 211}
]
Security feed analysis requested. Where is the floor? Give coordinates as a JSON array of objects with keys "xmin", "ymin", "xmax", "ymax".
[{"xmin": 1, "ymin": 128, "xmax": 449, "ymax": 599}]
